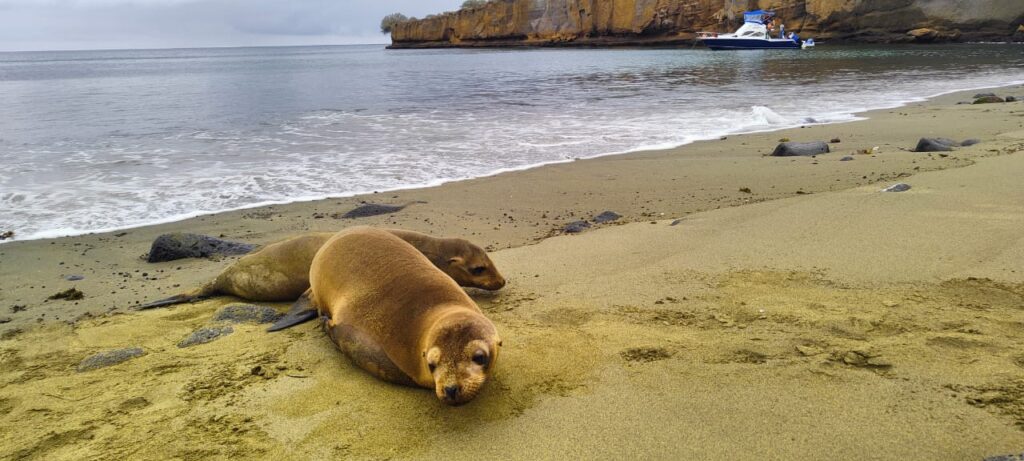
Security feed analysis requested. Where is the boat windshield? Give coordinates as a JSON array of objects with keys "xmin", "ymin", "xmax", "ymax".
[{"xmin": 734, "ymin": 22, "xmax": 768, "ymax": 37}]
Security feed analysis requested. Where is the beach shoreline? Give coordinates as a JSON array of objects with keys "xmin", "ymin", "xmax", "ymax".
[
  {"xmin": 1, "ymin": 84, "xmax": 1021, "ymax": 328},
  {"xmin": 1, "ymin": 84, "xmax": 1023, "ymax": 459}
]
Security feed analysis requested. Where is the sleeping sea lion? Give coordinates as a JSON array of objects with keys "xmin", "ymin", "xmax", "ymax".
[
  {"xmin": 308, "ymin": 226, "xmax": 501, "ymax": 405},
  {"xmin": 137, "ymin": 229, "xmax": 504, "ymax": 310}
]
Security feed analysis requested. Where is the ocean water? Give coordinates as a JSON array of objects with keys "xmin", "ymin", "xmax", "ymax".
[{"xmin": 1, "ymin": 44, "xmax": 1022, "ymax": 241}]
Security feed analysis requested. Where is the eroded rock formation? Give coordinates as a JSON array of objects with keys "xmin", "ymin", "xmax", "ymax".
[{"xmin": 389, "ymin": 0, "xmax": 1024, "ymax": 47}]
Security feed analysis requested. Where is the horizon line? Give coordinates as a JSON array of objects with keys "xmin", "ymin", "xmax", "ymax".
[{"xmin": 0, "ymin": 41, "xmax": 393, "ymax": 54}]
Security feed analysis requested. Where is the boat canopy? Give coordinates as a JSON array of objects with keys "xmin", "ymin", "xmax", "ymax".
[{"xmin": 743, "ymin": 10, "xmax": 775, "ymax": 25}]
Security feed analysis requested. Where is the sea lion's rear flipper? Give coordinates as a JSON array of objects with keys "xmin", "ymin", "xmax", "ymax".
[
  {"xmin": 136, "ymin": 294, "xmax": 198, "ymax": 310},
  {"xmin": 135, "ymin": 282, "xmax": 217, "ymax": 310},
  {"xmin": 267, "ymin": 290, "xmax": 317, "ymax": 332}
]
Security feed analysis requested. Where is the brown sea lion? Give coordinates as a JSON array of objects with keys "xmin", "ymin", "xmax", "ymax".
[
  {"xmin": 137, "ymin": 229, "xmax": 505, "ymax": 310},
  {"xmin": 309, "ymin": 226, "xmax": 501, "ymax": 405}
]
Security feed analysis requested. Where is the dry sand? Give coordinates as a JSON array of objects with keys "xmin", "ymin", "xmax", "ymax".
[{"xmin": 1, "ymin": 86, "xmax": 1023, "ymax": 460}]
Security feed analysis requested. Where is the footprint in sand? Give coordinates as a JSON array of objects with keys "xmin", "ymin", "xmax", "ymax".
[{"xmin": 620, "ymin": 346, "xmax": 673, "ymax": 363}]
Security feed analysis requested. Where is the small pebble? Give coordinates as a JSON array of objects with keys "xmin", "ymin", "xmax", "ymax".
[{"xmin": 882, "ymin": 183, "xmax": 911, "ymax": 193}]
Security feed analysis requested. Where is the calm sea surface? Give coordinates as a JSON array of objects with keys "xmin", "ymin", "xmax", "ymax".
[{"xmin": 1, "ymin": 44, "xmax": 1022, "ymax": 240}]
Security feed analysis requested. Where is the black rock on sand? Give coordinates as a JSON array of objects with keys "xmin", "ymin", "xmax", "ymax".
[
  {"xmin": 973, "ymin": 96, "xmax": 1005, "ymax": 104},
  {"xmin": 333, "ymin": 201, "xmax": 426, "ymax": 219},
  {"xmin": 77, "ymin": 347, "xmax": 146, "ymax": 372},
  {"xmin": 563, "ymin": 221, "xmax": 592, "ymax": 234},
  {"xmin": 593, "ymin": 211, "xmax": 622, "ymax": 224},
  {"xmin": 770, "ymin": 141, "xmax": 830, "ymax": 157},
  {"xmin": 914, "ymin": 138, "xmax": 982, "ymax": 152},
  {"xmin": 213, "ymin": 304, "xmax": 282, "ymax": 324},
  {"xmin": 177, "ymin": 326, "xmax": 234, "ymax": 348},
  {"xmin": 147, "ymin": 233, "xmax": 256, "ymax": 263}
]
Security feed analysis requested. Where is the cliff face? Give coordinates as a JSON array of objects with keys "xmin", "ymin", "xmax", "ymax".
[{"xmin": 390, "ymin": 0, "xmax": 1024, "ymax": 47}]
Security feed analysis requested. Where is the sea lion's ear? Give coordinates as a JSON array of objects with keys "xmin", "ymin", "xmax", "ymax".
[{"xmin": 448, "ymin": 256, "xmax": 464, "ymax": 266}]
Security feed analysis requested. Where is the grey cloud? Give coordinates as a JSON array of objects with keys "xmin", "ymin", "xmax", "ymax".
[{"xmin": 0, "ymin": 0, "xmax": 463, "ymax": 51}]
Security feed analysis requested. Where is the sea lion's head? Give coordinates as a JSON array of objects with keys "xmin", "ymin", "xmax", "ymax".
[
  {"xmin": 423, "ymin": 312, "xmax": 501, "ymax": 405},
  {"xmin": 445, "ymin": 239, "xmax": 505, "ymax": 291}
]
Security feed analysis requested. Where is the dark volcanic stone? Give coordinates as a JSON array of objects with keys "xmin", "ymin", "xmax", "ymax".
[
  {"xmin": 0, "ymin": 317, "xmax": 11, "ymax": 324},
  {"xmin": 77, "ymin": 347, "xmax": 145, "ymax": 372},
  {"xmin": 213, "ymin": 304, "xmax": 282, "ymax": 324},
  {"xmin": 960, "ymin": 139, "xmax": 981, "ymax": 147},
  {"xmin": 335, "ymin": 203, "xmax": 407, "ymax": 219},
  {"xmin": 563, "ymin": 221, "xmax": 591, "ymax": 234},
  {"xmin": 973, "ymin": 96, "xmax": 1005, "ymax": 104},
  {"xmin": 983, "ymin": 454, "xmax": 1024, "ymax": 461},
  {"xmin": 840, "ymin": 156, "xmax": 854, "ymax": 161},
  {"xmin": 670, "ymin": 219, "xmax": 683, "ymax": 226},
  {"xmin": 882, "ymin": 183, "xmax": 912, "ymax": 193},
  {"xmin": 593, "ymin": 211, "xmax": 621, "ymax": 224},
  {"xmin": 178, "ymin": 326, "xmax": 234, "ymax": 348},
  {"xmin": 1006, "ymin": 96, "xmax": 1018, "ymax": 102},
  {"xmin": 147, "ymin": 233, "xmax": 256, "ymax": 263},
  {"xmin": 914, "ymin": 138, "xmax": 958, "ymax": 152},
  {"xmin": 973, "ymin": 92, "xmax": 996, "ymax": 99},
  {"xmin": 64, "ymin": 275, "xmax": 85, "ymax": 281},
  {"xmin": 770, "ymin": 141, "xmax": 830, "ymax": 157}
]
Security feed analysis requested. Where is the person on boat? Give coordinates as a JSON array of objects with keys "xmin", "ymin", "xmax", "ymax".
[
  {"xmin": 790, "ymin": 32, "xmax": 801, "ymax": 44},
  {"xmin": 779, "ymin": 23, "xmax": 786, "ymax": 39}
]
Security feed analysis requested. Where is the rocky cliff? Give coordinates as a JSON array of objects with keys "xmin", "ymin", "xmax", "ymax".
[{"xmin": 389, "ymin": 0, "xmax": 1024, "ymax": 47}]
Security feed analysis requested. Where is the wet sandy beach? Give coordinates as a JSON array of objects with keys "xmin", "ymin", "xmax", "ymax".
[{"xmin": 1, "ymin": 86, "xmax": 1023, "ymax": 460}]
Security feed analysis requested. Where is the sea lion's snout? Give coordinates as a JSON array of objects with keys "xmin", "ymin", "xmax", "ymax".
[
  {"xmin": 438, "ymin": 381, "xmax": 478, "ymax": 406},
  {"xmin": 486, "ymin": 276, "xmax": 506, "ymax": 290}
]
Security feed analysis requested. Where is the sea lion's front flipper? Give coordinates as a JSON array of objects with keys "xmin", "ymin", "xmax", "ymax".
[
  {"xmin": 266, "ymin": 290, "xmax": 317, "ymax": 332},
  {"xmin": 329, "ymin": 322, "xmax": 417, "ymax": 386}
]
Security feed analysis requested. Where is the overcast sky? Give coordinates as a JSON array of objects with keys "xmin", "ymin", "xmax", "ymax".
[{"xmin": 0, "ymin": 0, "xmax": 465, "ymax": 52}]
